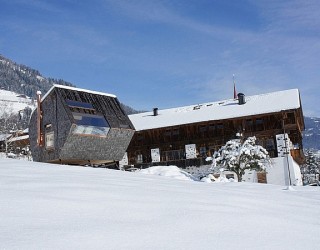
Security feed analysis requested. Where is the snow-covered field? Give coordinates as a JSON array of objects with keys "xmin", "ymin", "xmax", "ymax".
[
  {"xmin": 0, "ymin": 89, "xmax": 35, "ymax": 115},
  {"xmin": 1, "ymin": 159, "xmax": 320, "ymax": 250}
]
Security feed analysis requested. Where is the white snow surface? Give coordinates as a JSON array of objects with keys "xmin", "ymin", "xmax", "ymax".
[
  {"xmin": 1, "ymin": 159, "xmax": 320, "ymax": 250},
  {"xmin": 41, "ymin": 84, "xmax": 117, "ymax": 102},
  {"xmin": 129, "ymin": 89, "xmax": 301, "ymax": 131},
  {"xmin": 139, "ymin": 165, "xmax": 198, "ymax": 181}
]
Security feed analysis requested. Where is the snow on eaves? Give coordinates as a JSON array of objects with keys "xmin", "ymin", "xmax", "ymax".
[
  {"xmin": 41, "ymin": 84, "xmax": 117, "ymax": 102},
  {"xmin": 129, "ymin": 89, "xmax": 301, "ymax": 131}
]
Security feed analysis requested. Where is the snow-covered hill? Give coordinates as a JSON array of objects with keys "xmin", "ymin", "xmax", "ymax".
[
  {"xmin": 1, "ymin": 159, "xmax": 319, "ymax": 249},
  {"xmin": 0, "ymin": 89, "xmax": 35, "ymax": 114}
]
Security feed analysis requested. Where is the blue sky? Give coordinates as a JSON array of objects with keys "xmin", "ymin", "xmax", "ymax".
[{"xmin": 1, "ymin": 0, "xmax": 319, "ymax": 116}]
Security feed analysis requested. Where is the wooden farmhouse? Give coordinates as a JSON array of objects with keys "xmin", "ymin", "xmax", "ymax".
[
  {"xmin": 29, "ymin": 84, "xmax": 135, "ymax": 165},
  {"xmin": 127, "ymin": 89, "xmax": 305, "ymax": 169},
  {"xmin": 7, "ymin": 129, "xmax": 30, "ymax": 153}
]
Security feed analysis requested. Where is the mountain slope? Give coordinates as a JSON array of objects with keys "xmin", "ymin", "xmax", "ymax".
[
  {"xmin": 303, "ymin": 117, "xmax": 320, "ymax": 150},
  {"xmin": 0, "ymin": 54, "xmax": 73, "ymax": 98}
]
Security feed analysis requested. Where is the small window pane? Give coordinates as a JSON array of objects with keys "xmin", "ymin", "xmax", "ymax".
[{"xmin": 46, "ymin": 132, "xmax": 54, "ymax": 149}]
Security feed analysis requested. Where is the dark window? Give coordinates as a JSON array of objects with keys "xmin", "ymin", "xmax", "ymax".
[
  {"xmin": 266, "ymin": 139, "xmax": 275, "ymax": 150},
  {"xmin": 172, "ymin": 129, "xmax": 180, "ymax": 135},
  {"xmin": 172, "ymin": 129, "xmax": 180, "ymax": 140},
  {"xmin": 286, "ymin": 112, "xmax": 295, "ymax": 124},
  {"xmin": 66, "ymin": 99, "xmax": 94, "ymax": 110},
  {"xmin": 217, "ymin": 123, "xmax": 224, "ymax": 129},
  {"xmin": 137, "ymin": 134, "xmax": 144, "ymax": 141},
  {"xmin": 256, "ymin": 119, "xmax": 264, "ymax": 131},
  {"xmin": 199, "ymin": 147, "xmax": 207, "ymax": 157},
  {"xmin": 256, "ymin": 119, "xmax": 263, "ymax": 125},
  {"xmin": 208, "ymin": 124, "xmax": 216, "ymax": 137},
  {"xmin": 163, "ymin": 149, "xmax": 184, "ymax": 161},
  {"xmin": 246, "ymin": 119, "xmax": 253, "ymax": 131},
  {"xmin": 208, "ymin": 124, "xmax": 215, "ymax": 131},
  {"xmin": 72, "ymin": 113, "xmax": 109, "ymax": 127},
  {"xmin": 199, "ymin": 125, "xmax": 207, "ymax": 133}
]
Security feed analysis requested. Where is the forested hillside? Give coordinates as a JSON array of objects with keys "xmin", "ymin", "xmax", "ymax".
[
  {"xmin": 0, "ymin": 55, "xmax": 73, "ymax": 98},
  {"xmin": 303, "ymin": 117, "xmax": 320, "ymax": 150}
]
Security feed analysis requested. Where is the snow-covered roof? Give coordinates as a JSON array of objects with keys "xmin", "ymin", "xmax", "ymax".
[
  {"xmin": 0, "ymin": 134, "xmax": 11, "ymax": 141},
  {"xmin": 41, "ymin": 84, "xmax": 117, "ymax": 102},
  {"xmin": 129, "ymin": 89, "xmax": 302, "ymax": 131},
  {"xmin": 8, "ymin": 134, "xmax": 29, "ymax": 143}
]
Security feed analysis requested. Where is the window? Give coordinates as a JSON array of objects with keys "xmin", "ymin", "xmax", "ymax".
[
  {"xmin": 199, "ymin": 125, "xmax": 207, "ymax": 133},
  {"xmin": 217, "ymin": 123, "xmax": 224, "ymax": 129},
  {"xmin": 256, "ymin": 119, "xmax": 264, "ymax": 131},
  {"xmin": 66, "ymin": 99, "xmax": 94, "ymax": 110},
  {"xmin": 45, "ymin": 131, "xmax": 54, "ymax": 149},
  {"xmin": 266, "ymin": 139, "xmax": 275, "ymax": 150},
  {"xmin": 246, "ymin": 119, "xmax": 253, "ymax": 131},
  {"xmin": 208, "ymin": 124, "xmax": 215, "ymax": 137},
  {"xmin": 172, "ymin": 129, "xmax": 180, "ymax": 140},
  {"xmin": 72, "ymin": 112, "xmax": 110, "ymax": 136},
  {"xmin": 66, "ymin": 99, "xmax": 110, "ymax": 136},
  {"xmin": 199, "ymin": 147, "xmax": 207, "ymax": 157},
  {"xmin": 136, "ymin": 154, "xmax": 143, "ymax": 163},
  {"xmin": 163, "ymin": 150, "xmax": 184, "ymax": 161}
]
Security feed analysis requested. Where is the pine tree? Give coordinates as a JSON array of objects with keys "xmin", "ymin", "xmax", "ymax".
[{"xmin": 303, "ymin": 149, "xmax": 320, "ymax": 183}]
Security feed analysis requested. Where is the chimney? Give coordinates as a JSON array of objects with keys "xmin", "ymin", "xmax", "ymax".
[
  {"xmin": 36, "ymin": 91, "xmax": 43, "ymax": 146},
  {"xmin": 153, "ymin": 108, "xmax": 158, "ymax": 116},
  {"xmin": 237, "ymin": 93, "xmax": 246, "ymax": 105}
]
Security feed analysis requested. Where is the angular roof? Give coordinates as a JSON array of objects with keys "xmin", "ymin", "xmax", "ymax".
[
  {"xmin": 8, "ymin": 134, "xmax": 29, "ymax": 143},
  {"xmin": 129, "ymin": 89, "xmax": 302, "ymax": 131},
  {"xmin": 41, "ymin": 84, "xmax": 116, "ymax": 102}
]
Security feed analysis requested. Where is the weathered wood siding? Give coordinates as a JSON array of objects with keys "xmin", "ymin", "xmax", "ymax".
[
  {"xmin": 56, "ymin": 88, "xmax": 134, "ymax": 129},
  {"xmin": 29, "ymin": 87, "xmax": 135, "ymax": 164},
  {"xmin": 127, "ymin": 110, "xmax": 304, "ymax": 167},
  {"xmin": 29, "ymin": 90, "xmax": 72, "ymax": 162}
]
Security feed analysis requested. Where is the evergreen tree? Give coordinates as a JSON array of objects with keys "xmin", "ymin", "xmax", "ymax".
[{"xmin": 303, "ymin": 149, "xmax": 320, "ymax": 183}]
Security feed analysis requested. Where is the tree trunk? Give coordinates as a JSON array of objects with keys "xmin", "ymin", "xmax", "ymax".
[{"xmin": 236, "ymin": 172, "xmax": 242, "ymax": 182}]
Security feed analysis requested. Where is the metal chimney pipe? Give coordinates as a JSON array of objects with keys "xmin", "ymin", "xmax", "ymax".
[
  {"xmin": 36, "ymin": 91, "xmax": 43, "ymax": 146},
  {"xmin": 237, "ymin": 93, "xmax": 246, "ymax": 105},
  {"xmin": 153, "ymin": 108, "xmax": 158, "ymax": 116}
]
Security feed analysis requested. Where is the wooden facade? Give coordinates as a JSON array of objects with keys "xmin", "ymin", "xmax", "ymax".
[
  {"xmin": 127, "ymin": 91, "xmax": 305, "ymax": 168},
  {"xmin": 29, "ymin": 85, "xmax": 135, "ymax": 165}
]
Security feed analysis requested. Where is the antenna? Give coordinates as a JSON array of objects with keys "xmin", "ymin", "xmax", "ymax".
[{"xmin": 233, "ymin": 74, "xmax": 237, "ymax": 99}]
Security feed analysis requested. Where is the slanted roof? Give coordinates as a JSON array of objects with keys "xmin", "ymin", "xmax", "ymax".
[
  {"xmin": 129, "ymin": 89, "xmax": 302, "ymax": 131},
  {"xmin": 41, "ymin": 84, "xmax": 116, "ymax": 102},
  {"xmin": 0, "ymin": 134, "xmax": 11, "ymax": 142},
  {"xmin": 8, "ymin": 134, "xmax": 29, "ymax": 143}
]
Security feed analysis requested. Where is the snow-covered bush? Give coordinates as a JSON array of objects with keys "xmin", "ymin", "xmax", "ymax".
[{"xmin": 213, "ymin": 136, "xmax": 271, "ymax": 182}]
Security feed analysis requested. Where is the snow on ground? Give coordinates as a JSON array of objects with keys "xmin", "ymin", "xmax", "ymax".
[
  {"xmin": 139, "ymin": 165, "xmax": 198, "ymax": 181},
  {"xmin": 1, "ymin": 159, "xmax": 320, "ymax": 250}
]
